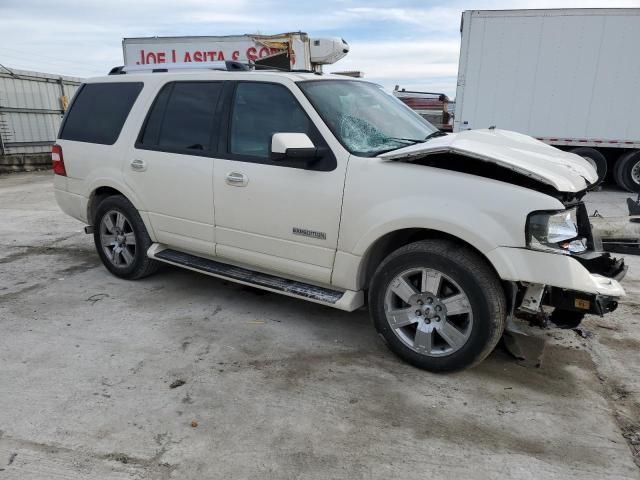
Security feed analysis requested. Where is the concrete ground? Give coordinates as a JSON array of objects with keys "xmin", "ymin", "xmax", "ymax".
[{"xmin": 1, "ymin": 171, "xmax": 639, "ymax": 480}]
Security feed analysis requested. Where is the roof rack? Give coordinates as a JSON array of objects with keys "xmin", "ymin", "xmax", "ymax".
[{"xmin": 108, "ymin": 61, "xmax": 250, "ymax": 75}]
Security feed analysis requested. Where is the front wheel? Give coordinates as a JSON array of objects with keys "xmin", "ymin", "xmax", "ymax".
[{"xmin": 369, "ymin": 239, "xmax": 506, "ymax": 372}]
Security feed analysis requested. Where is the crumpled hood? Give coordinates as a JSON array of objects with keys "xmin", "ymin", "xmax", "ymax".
[{"xmin": 378, "ymin": 128, "xmax": 598, "ymax": 193}]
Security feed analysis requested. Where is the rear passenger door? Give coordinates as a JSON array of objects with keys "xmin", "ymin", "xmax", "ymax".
[{"xmin": 124, "ymin": 81, "xmax": 223, "ymax": 256}]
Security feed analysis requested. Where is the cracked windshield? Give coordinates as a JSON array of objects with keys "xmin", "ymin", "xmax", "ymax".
[{"xmin": 299, "ymin": 80, "xmax": 438, "ymax": 156}]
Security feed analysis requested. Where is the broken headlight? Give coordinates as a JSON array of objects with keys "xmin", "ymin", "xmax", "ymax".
[{"xmin": 527, "ymin": 207, "xmax": 587, "ymax": 254}]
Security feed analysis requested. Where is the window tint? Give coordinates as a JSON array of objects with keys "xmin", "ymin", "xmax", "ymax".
[
  {"xmin": 139, "ymin": 84, "xmax": 171, "ymax": 146},
  {"xmin": 139, "ymin": 82, "xmax": 221, "ymax": 152},
  {"xmin": 60, "ymin": 82, "xmax": 142, "ymax": 145},
  {"xmin": 230, "ymin": 83, "xmax": 310, "ymax": 158}
]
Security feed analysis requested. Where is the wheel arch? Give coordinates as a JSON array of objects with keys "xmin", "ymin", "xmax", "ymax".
[
  {"xmin": 358, "ymin": 228, "xmax": 504, "ymax": 293},
  {"xmin": 86, "ymin": 178, "xmax": 144, "ymax": 224},
  {"xmin": 86, "ymin": 182, "xmax": 157, "ymax": 242},
  {"xmin": 87, "ymin": 186, "xmax": 123, "ymax": 225}
]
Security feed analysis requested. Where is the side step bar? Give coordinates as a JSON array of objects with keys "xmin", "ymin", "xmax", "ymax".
[{"xmin": 147, "ymin": 245, "xmax": 364, "ymax": 311}]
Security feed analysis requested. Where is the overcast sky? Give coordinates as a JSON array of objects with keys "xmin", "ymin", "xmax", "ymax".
[{"xmin": 1, "ymin": 0, "xmax": 639, "ymax": 97}]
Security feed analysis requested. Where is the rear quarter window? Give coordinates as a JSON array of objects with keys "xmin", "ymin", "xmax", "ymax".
[{"xmin": 59, "ymin": 82, "xmax": 143, "ymax": 145}]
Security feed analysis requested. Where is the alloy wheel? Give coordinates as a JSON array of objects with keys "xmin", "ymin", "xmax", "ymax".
[
  {"xmin": 384, "ymin": 267, "xmax": 474, "ymax": 357},
  {"xmin": 99, "ymin": 209, "xmax": 137, "ymax": 267}
]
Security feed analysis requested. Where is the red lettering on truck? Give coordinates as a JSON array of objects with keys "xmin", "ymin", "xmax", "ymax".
[{"xmin": 145, "ymin": 52, "xmax": 158, "ymax": 64}]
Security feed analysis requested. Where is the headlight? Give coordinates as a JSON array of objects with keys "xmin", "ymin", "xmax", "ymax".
[{"xmin": 527, "ymin": 207, "xmax": 587, "ymax": 254}]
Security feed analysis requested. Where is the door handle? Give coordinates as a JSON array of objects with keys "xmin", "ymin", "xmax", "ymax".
[
  {"xmin": 130, "ymin": 159, "xmax": 146, "ymax": 171},
  {"xmin": 225, "ymin": 171, "xmax": 248, "ymax": 187}
]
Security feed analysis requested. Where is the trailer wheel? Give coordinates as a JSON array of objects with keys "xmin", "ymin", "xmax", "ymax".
[
  {"xmin": 613, "ymin": 154, "xmax": 626, "ymax": 190},
  {"xmin": 614, "ymin": 150, "xmax": 640, "ymax": 193},
  {"xmin": 569, "ymin": 147, "xmax": 607, "ymax": 185}
]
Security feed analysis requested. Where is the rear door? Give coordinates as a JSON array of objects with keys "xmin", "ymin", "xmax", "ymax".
[
  {"xmin": 212, "ymin": 80, "xmax": 348, "ymax": 285},
  {"xmin": 124, "ymin": 81, "xmax": 223, "ymax": 255}
]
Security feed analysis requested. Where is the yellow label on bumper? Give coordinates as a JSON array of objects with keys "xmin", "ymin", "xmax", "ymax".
[{"xmin": 575, "ymin": 298, "xmax": 591, "ymax": 310}]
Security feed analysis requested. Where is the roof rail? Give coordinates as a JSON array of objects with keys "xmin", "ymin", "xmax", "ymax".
[{"xmin": 109, "ymin": 61, "xmax": 250, "ymax": 75}]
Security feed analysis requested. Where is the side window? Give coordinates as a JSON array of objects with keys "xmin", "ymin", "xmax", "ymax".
[
  {"xmin": 230, "ymin": 83, "xmax": 311, "ymax": 158},
  {"xmin": 139, "ymin": 82, "xmax": 222, "ymax": 152},
  {"xmin": 59, "ymin": 82, "xmax": 142, "ymax": 145}
]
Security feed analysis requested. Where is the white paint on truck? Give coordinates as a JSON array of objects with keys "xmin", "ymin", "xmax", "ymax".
[
  {"xmin": 122, "ymin": 33, "xmax": 348, "ymax": 71},
  {"xmin": 454, "ymin": 9, "xmax": 640, "ymax": 145}
]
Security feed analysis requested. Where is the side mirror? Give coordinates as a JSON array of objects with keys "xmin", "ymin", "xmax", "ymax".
[{"xmin": 271, "ymin": 133, "xmax": 318, "ymax": 161}]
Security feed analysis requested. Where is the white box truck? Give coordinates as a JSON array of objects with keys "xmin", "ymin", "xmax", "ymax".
[
  {"xmin": 453, "ymin": 8, "xmax": 640, "ymax": 191},
  {"xmin": 122, "ymin": 32, "xmax": 349, "ymax": 72}
]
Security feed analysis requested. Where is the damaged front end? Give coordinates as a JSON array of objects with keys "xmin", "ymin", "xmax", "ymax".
[
  {"xmin": 379, "ymin": 129, "xmax": 625, "ymax": 328},
  {"xmin": 517, "ymin": 200, "xmax": 626, "ymax": 326}
]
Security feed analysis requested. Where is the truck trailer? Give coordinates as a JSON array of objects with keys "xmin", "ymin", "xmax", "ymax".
[
  {"xmin": 393, "ymin": 87, "xmax": 453, "ymax": 132},
  {"xmin": 453, "ymin": 8, "xmax": 640, "ymax": 191}
]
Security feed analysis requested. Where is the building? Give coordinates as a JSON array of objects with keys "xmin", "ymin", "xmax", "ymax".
[{"xmin": 0, "ymin": 66, "xmax": 82, "ymax": 172}]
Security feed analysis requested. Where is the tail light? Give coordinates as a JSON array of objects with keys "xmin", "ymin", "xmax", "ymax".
[{"xmin": 52, "ymin": 144, "xmax": 66, "ymax": 176}]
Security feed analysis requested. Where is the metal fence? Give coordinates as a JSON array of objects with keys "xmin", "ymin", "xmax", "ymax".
[{"xmin": 0, "ymin": 66, "xmax": 83, "ymax": 156}]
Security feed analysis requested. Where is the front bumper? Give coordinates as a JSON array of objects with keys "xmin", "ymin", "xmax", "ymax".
[
  {"xmin": 487, "ymin": 247, "xmax": 626, "ymax": 298},
  {"xmin": 544, "ymin": 251, "xmax": 626, "ymax": 315},
  {"xmin": 544, "ymin": 286, "xmax": 619, "ymax": 315}
]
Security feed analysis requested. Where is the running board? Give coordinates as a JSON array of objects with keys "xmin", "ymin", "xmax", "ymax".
[{"xmin": 147, "ymin": 245, "xmax": 364, "ymax": 311}]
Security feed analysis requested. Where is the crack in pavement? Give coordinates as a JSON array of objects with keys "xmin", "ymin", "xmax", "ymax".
[
  {"xmin": 0, "ymin": 244, "xmax": 94, "ymax": 265},
  {"xmin": 0, "ymin": 433, "xmax": 177, "ymax": 479}
]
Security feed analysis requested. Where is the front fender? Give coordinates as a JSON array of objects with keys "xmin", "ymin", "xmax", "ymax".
[
  {"xmin": 340, "ymin": 158, "xmax": 563, "ymax": 256},
  {"xmin": 333, "ymin": 157, "xmax": 564, "ymax": 291},
  {"xmin": 350, "ymin": 196, "xmax": 520, "ymax": 257}
]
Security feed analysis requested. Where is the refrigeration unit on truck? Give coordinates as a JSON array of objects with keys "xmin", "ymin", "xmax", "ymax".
[
  {"xmin": 454, "ymin": 8, "xmax": 640, "ymax": 191},
  {"xmin": 122, "ymin": 32, "xmax": 349, "ymax": 72}
]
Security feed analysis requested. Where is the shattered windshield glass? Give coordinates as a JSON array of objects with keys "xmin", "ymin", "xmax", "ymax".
[{"xmin": 299, "ymin": 80, "xmax": 438, "ymax": 156}]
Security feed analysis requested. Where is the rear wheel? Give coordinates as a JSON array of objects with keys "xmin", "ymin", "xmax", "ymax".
[
  {"xmin": 614, "ymin": 150, "xmax": 640, "ymax": 193},
  {"xmin": 369, "ymin": 239, "xmax": 506, "ymax": 372},
  {"xmin": 93, "ymin": 195, "xmax": 159, "ymax": 279},
  {"xmin": 569, "ymin": 147, "xmax": 607, "ymax": 185}
]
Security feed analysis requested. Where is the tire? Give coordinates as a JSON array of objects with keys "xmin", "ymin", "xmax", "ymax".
[
  {"xmin": 613, "ymin": 154, "xmax": 628, "ymax": 190},
  {"xmin": 614, "ymin": 150, "xmax": 640, "ymax": 193},
  {"xmin": 549, "ymin": 309, "xmax": 584, "ymax": 329},
  {"xmin": 93, "ymin": 195, "xmax": 159, "ymax": 280},
  {"xmin": 369, "ymin": 239, "xmax": 506, "ymax": 372},
  {"xmin": 569, "ymin": 147, "xmax": 607, "ymax": 185}
]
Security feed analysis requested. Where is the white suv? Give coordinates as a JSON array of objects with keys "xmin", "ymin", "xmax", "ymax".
[{"xmin": 53, "ymin": 62, "xmax": 626, "ymax": 372}]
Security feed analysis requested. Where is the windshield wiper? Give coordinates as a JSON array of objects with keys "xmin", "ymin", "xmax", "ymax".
[
  {"xmin": 375, "ymin": 135, "xmax": 438, "ymax": 155},
  {"xmin": 424, "ymin": 130, "xmax": 448, "ymax": 141},
  {"xmin": 374, "ymin": 137, "xmax": 426, "ymax": 155},
  {"xmin": 386, "ymin": 137, "xmax": 426, "ymax": 145}
]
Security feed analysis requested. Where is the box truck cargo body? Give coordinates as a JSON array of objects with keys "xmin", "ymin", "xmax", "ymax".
[
  {"xmin": 122, "ymin": 33, "xmax": 349, "ymax": 72},
  {"xmin": 454, "ymin": 9, "xmax": 640, "ymax": 191}
]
